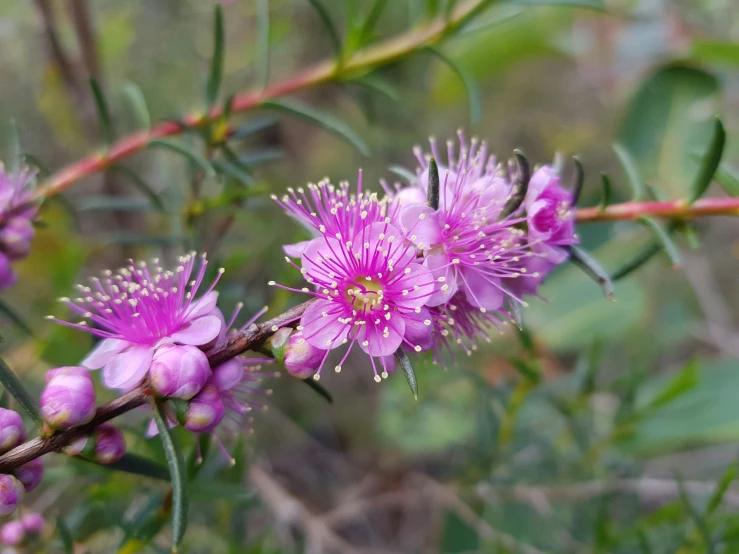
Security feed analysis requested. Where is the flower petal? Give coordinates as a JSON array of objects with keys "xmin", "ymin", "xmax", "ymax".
[
  {"xmin": 423, "ymin": 253, "xmax": 458, "ymax": 307},
  {"xmin": 399, "ymin": 204, "xmax": 441, "ymax": 249},
  {"xmin": 357, "ymin": 316, "xmax": 405, "ymax": 357},
  {"xmin": 102, "ymin": 345, "xmax": 154, "ymax": 390},
  {"xmin": 82, "ymin": 338, "xmax": 130, "ymax": 370},
  {"xmin": 301, "ymin": 299, "xmax": 349, "ymax": 350},
  {"xmin": 171, "ymin": 315, "xmax": 222, "ymax": 345},
  {"xmin": 283, "ymin": 241, "xmax": 311, "ymax": 258},
  {"xmin": 186, "ymin": 291, "xmax": 219, "ymax": 319},
  {"xmin": 461, "ymin": 269, "xmax": 504, "ymax": 311},
  {"xmin": 390, "ymin": 263, "xmax": 436, "ymax": 309}
]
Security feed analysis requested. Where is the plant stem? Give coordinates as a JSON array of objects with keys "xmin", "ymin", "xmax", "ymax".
[
  {"xmin": 33, "ymin": 0, "xmax": 488, "ymax": 201},
  {"xmin": 0, "ymin": 300, "xmax": 314, "ymax": 473},
  {"xmin": 575, "ymin": 197, "xmax": 739, "ymax": 223}
]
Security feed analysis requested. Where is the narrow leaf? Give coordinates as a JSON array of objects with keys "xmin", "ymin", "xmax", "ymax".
[
  {"xmin": 676, "ymin": 475, "xmax": 714, "ymax": 553},
  {"xmin": 611, "ymin": 241, "xmax": 661, "ymax": 281},
  {"xmin": 230, "ymin": 118, "xmax": 278, "ymax": 140},
  {"xmin": 639, "ymin": 216, "xmax": 682, "ymax": 268},
  {"xmin": 0, "ymin": 356, "xmax": 41, "ymax": 425},
  {"xmin": 424, "ymin": 46, "xmax": 481, "ymax": 124},
  {"xmin": 256, "ymin": 0, "xmax": 270, "ymax": 89},
  {"xmin": 302, "ymin": 377, "xmax": 334, "ymax": 403},
  {"xmin": 56, "ymin": 517, "xmax": 74, "ymax": 554},
  {"xmin": 570, "ymin": 156, "xmax": 584, "ymax": 206},
  {"xmin": 499, "ymin": 149, "xmax": 530, "ymax": 219},
  {"xmin": 567, "ymin": 245, "xmax": 614, "ymax": 300},
  {"xmin": 110, "ymin": 165, "xmax": 166, "ymax": 212},
  {"xmin": 122, "ymin": 81, "xmax": 151, "ymax": 130},
  {"xmin": 505, "ymin": 297, "xmax": 523, "ymax": 331},
  {"xmin": 240, "ymin": 149, "xmax": 284, "ymax": 167},
  {"xmin": 187, "ymin": 435, "xmax": 211, "ymax": 479},
  {"xmin": 205, "ymin": 5, "xmax": 225, "ymax": 107},
  {"xmin": 78, "ymin": 196, "xmax": 156, "ymax": 213},
  {"xmin": 688, "ymin": 117, "xmax": 726, "ymax": 204},
  {"xmin": 5, "ymin": 120, "xmax": 21, "ymax": 173},
  {"xmin": 147, "ymin": 139, "xmax": 216, "ymax": 178},
  {"xmin": 599, "ymin": 172, "xmax": 613, "ymax": 211},
  {"xmin": 153, "ymin": 402, "xmax": 188, "ymax": 553},
  {"xmin": 351, "ymin": 75, "xmax": 400, "ymax": 102},
  {"xmin": 647, "ymin": 359, "xmax": 698, "ymax": 410},
  {"xmin": 613, "ymin": 143, "xmax": 647, "ymax": 200},
  {"xmin": 263, "ymin": 100, "xmax": 370, "ymax": 156},
  {"xmin": 707, "ymin": 462, "xmax": 737, "ymax": 515},
  {"xmin": 89, "ymin": 78, "xmax": 114, "ymax": 145},
  {"xmin": 358, "ymin": 0, "xmax": 389, "ymax": 45},
  {"xmin": 394, "ymin": 348, "xmax": 418, "ymax": 400},
  {"xmin": 79, "ymin": 452, "xmax": 170, "ymax": 481},
  {"xmin": 714, "ymin": 164, "xmax": 739, "ymax": 197},
  {"xmin": 22, "ymin": 153, "xmax": 50, "ymax": 178},
  {"xmin": 427, "ymin": 157, "xmax": 440, "ymax": 210},
  {"xmin": 637, "ymin": 529, "xmax": 652, "ymax": 554},
  {"xmin": 0, "ymin": 299, "xmax": 34, "ymax": 336},
  {"xmin": 388, "ymin": 165, "xmax": 417, "ymax": 184},
  {"xmin": 305, "ymin": 0, "xmax": 342, "ymax": 57}
]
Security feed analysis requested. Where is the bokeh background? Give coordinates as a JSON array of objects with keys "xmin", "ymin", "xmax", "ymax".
[{"xmin": 0, "ymin": 0, "xmax": 738, "ymax": 552}]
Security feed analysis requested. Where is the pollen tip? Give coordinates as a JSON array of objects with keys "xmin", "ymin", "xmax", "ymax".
[
  {"xmin": 373, "ymin": 375, "xmax": 381, "ymax": 383},
  {"xmin": 268, "ymin": 281, "xmax": 276, "ymax": 286},
  {"xmin": 334, "ymin": 365, "xmax": 342, "ymax": 373},
  {"xmin": 313, "ymin": 374, "xmax": 320, "ymax": 381}
]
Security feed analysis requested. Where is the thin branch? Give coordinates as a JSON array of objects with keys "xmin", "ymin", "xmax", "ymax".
[
  {"xmin": 575, "ymin": 197, "xmax": 739, "ymax": 223},
  {"xmin": 0, "ymin": 300, "xmax": 314, "ymax": 473}
]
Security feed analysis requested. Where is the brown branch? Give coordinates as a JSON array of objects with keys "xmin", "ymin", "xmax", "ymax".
[{"xmin": 0, "ymin": 300, "xmax": 314, "ymax": 473}]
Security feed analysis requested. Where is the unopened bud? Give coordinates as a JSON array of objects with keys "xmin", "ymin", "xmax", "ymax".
[
  {"xmin": 183, "ymin": 385, "xmax": 225, "ymax": 433},
  {"xmin": 0, "ymin": 520, "xmax": 23, "ymax": 546},
  {"xmin": 209, "ymin": 359, "xmax": 244, "ymax": 392},
  {"xmin": 0, "ymin": 253, "xmax": 17, "ymax": 291},
  {"xmin": 150, "ymin": 344, "xmax": 210, "ymax": 400},
  {"xmin": 0, "ymin": 217, "xmax": 34, "ymax": 261},
  {"xmin": 267, "ymin": 328, "xmax": 324, "ymax": 379},
  {"xmin": 93, "ymin": 424, "xmax": 126, "ymax": 465},
  {"xmin": 40, "ymin": 367, "xmax": 96, "ymax": 430},
  {"xmin": 14, "ymin": 458, "xmax": 43, "ymax": 493},
  {"xmin": 20, "ymin": 512, "xmax": 44, "ymax": 535},
  {"xmin": 0, "ymin": 476, "xmax": 23, "ymax": 520},
  {"xmin": 0, "ymin": 409, "xmax": 25, "ymax": 454}
]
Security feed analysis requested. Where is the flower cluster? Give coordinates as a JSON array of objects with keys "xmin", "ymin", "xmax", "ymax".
[
  {"xmin": 0, "ymin": 409, "xmax": 42, "ymax": 520},
  {"xmin": 0, "ymin": 512, "xmax": 45, "ymax": 549},
  {"xmin": 272, "ymin": 132, "xmax": 578, "ymax": 380},
  {"xmin": 0, "ymin": 165, "xmax": 38, "ymax": 290}
]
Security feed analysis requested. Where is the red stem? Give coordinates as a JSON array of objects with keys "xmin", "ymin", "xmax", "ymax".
[{"xmin": 574, "ymin": 197, "xmax": 739, "ymax": 223}]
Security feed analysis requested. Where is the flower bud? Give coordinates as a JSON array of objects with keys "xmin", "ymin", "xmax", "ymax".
[
  {"xmin": 267, "ymin": 328, "xmax": 324, "ymax": 379},
  {"xmin": 20, "ymin": 512, "xmax": 44, "ymax": 535},
  {"xmin": 0, "ymin": 410, "xmax": 24, "ymax": 454},
  {"xmin": 40, "ymin": 367, "xmax": 96, "ymax": 430},
  {"xmin": 0, "ymin": 254, "xmax": 17, "ymax": 291},
  {"xmin": 0, "ymin": 476, "xmax": 23, "ymax": 519},
  {"xmin": 183, "ymin": 385, "xmax": 225, "ymax": 433},
  {"xmin": 0, "ymin": 520, "xmax": 23, "ymax": 546},
  {"xmin": 93, "ymin": 424, "xmax": 125, "ymax": 465},
  {"xmin": 150, "ymin": 344, "xmax": 210, "ymax": 400},
  {"xmin": 13, "ymin": 458, "xmax": 42, "ymax": 493},
  {"xmin": 0, "ymin": 217, "xmax": 34, "ymax": 261},
  {"xmin": 209, "ymin": 359, "xmax": 244, "ymax": 392}
]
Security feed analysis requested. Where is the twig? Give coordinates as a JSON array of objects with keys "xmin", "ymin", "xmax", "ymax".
[
  {"xmin": 0, "ymin": 300, "xmax": 314, "ymax": 473},
  {"xmin": 574, "ymin": 197, "xmax": 739, "ymax": 223}
]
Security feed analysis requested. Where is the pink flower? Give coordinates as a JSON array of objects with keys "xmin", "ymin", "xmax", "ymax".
[
  {"xmin": 93, "ymin": 424, "xmax": 126, "ymax": 464},
  {"xmin": 150, "ymin": 344, "xmax": 210, "ymax": 400},
  {"xmin": 183, "ymin": 385, "xmax": 225, "ymax": 433},
  {"xmin": 0, "ymin": 476, "xmax": 22, "ymax": 519},
  {"xmin": 40, "ymin": 367, "xmax": 96, "ymax": 430},
  {"xmin": 13, "ymin": 459, "xmax": 43, "ymax": 493},
  {"xmin": 49, "ymin": 253, "xmax": 224, "ymax": 391},
  {"xmin": 0, "ymin": 165, "xmax": 39, "ymax": 290},
  {"xmin": 0, "ymin": 410, "xmax": 24, "ymax": 453},
  {"xmin": 267, "ymin": 328, "xmax": 325, "ymax": 379}
]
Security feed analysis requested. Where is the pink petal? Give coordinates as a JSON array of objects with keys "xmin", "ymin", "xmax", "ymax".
[
  {"xmin": 403, "ymin": 307, "xmax": 434, "ymax": 351},
  {"xmin": 283, "ymin": 241, "xmax": 311, "ymax": 258},
  {"xmin": 186, "ymin": 291, "xmax": 219, "ymax": 319},
  {"xmin": 82, "ymin": 339, "xmax": 130, "ymax": 370},
  {"xmin": 357, "ymin": 317, "xmax": 405, "ymax": 357},
  {"xmin": 353, "ymin": 222, "xmax": 414, "ymax": 268},
  {"xmin": 390, "ymin": 263, "xmax": 435, "ymax": 309},
  {"xmin": 301, "ymin": 299, "xmax": 349, "ymax": 350},
  {"xmin": 209, "ymin": 359, "xmax": 244, "ymax": 391},
  {"xmin": 171, "ymin": 315, "xmax": 222, "ymax": 345},
  {"xmin": 424, "ymin": 253, "xmax": 458, "ymax": 307},
  {"xmin": 399, "ymin": 204, "xmax": 441, "ymax": 249},
  {"xmin": 462, "ymin": 269, "xmax": 504, "ymax": 311},
  {"xmin": 302, "ymin": 236, "xmax": 343, "ymax": 279},
  {"xmin": 102, "ymin": 345, "xmax": 154, "ymax": 390}
]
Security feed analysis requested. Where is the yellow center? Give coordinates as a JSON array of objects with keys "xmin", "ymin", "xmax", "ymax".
[{"xmin": 345, "ymin": 278, "xmax": 384, "ymax": 311}]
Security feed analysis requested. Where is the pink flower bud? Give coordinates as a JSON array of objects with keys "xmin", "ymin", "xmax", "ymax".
[
  {"xmin": 40, "ymin": 367, "xmax": 96, "ymax": 430},
  {"xmin": 0, "ymin": 254, "xmax": 17, "ymax": 291},
  {"xmin": 14, "ymin": 458, "xmax": 43, "ymax": 493},
  {"xmin": 183, "ymin": 385, "xmax": 225, "ymax": 433},
  {"xmin": 0, "ymin": 217, "xmax": 34, "ymax": 261},
  {"xmin": 150, "ymin": 344, "xmax": 210, "ymax": 400},
  {"xmin": 0, "ymin": 520, "xmax": 23, "ymax": 546},
  {"xmin": 0, "ymin": 476, "xmax": 23, "ymax": 519},
  {"xmin": 279, "ymin": 330, "xmax": 325, "ymax": 379},
  {"xmin": 20, "ymin": 512, "xmax": 44, "ymax": 535},
  {"xmin": 93, "ymin": 424, "xmax": 125, "ymax": 465},
  {"xmin": 0, "ymin": 409, "xmax": 25, "ymax": 454},
  {"xmin": 209, "ymin": 359, "xmax": 244, "ymax": 392}
]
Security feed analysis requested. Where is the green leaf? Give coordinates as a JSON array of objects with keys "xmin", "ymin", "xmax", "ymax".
[
  {"xmin": 350, "ymin": 75, "xmax": 401, "ymax": 102},
  {"xmin": 187, "ymin": 434, "xmax": 211, "ymax": 479},
  {"xmin": 611, "ymin": 240, "xmax": 661, "ymax": 281},
  {"xmin": 205, "ymin": 5, "xmax": 225, "ymax": 107},
  {"xmin": 499, "ymin": 150, "xmax": 530, "ymax": 218},
  {"xmin": 394, "ymin": 348, "xmax": 418, "ymax": 400},
  {"xmin": 570, "ymin": 156, "xmax": 584, "ymax": 205},
  {"xmin": 388, "ymin": 165, "xmax": 417, "ymax": 184},
  {"xmin": 707, "ymin": 462, "xmax": 737, "ymax": 515},
  {"xmin": 639, "ymin": 216, "xmax": 681, "ymax": 268},
  {"xmin": 77, "ymin": 196, "xmax": 157, "ymax": 212},
  {"xmin": 147, "ymin": 139, "xmax": 216, "ymax": 178},
  {"xmin": 89, "ymin": 77, "xmax": 114, "ymax": 145},
  {"xmin": 122, "ymin": 81, "xmax": 151, "ymax": 130},
  {"xmin": 427, "ymin": 157, "xmax": 440, "ymax": 210},
  {"xmin": 714, "ymin": 165, "xmax": 739, "ymax": 197},
  {"xmin": 692, "ymin": 41, "xmax": 739, "ymax": 67},
  {"xmin": 688, "ymin": 117, "xmax": 726, "ymax": 204},
  {"xmin": 302, "ymin": 377, "xmax": 334, "ymax": 403},
  {"xmin": 0, "ymin": 299, "xmax": 34, "ymax": 337},
  {"xmin": 304, "ymin": 0, "xmax": 342, "ymax": 57},
  {"xmin": 56, "ymin": 517, "xmax": 74, "ymax": 554},
  {"xmin": 507, "ymin": 0, "xmax": 605, "ymax": 7},
  {"xmin": 256, "ymin": 0, "xmax": 270, "ymax": 89},
  {"xmin": 153, "ymin": 402, "xmax": 188, "ymax": 553},
  {"xmin": 119, "ymin": 493, "xmax": 170, "ymax": 552},
  {"xmin": 567, "ymin": 245, "xmax": 614, "ymax": 300},
  {"xmin": 0, "ymin": 356, "xmax": 41, "ymax": 425},
  {"xmin": 424, "ymin": 47, "xmax": 481, "ymax": 124},
  {"xmin": 357, "ymin": 0, "xmax": 389, "ymax": 46},
  {"xmin": 263, "ymin": 100, "xmax": 370, "ymax": 156},
  {"xmin": 676, "ymin": 475, "xmax": 714, "ymax": 553},
  {"xmin": 599, "ymin": 172, "xmax": 613, "ymax": 211},
  {"xmin": 613, "ymin": 143, "xmax": 648, "ymax": 200},
  {"xmin": 86, "ymin": 453, "xmax": 170, "ymax": 481},
  {"xmin": 109, "ymin": 165, "xmax": 166, "ymax": 212},
  {"xmin": 647, "ymin": 359, "xmax": 699, "ymax": 410},
  {"xmin": 229, "ymin": 118, "xmax": 278, "ymax": 140}
]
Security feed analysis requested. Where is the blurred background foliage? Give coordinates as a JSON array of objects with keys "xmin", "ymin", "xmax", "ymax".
[{"xmin": 0, "ymin": 0, "xmax": 739, "ymax": 552}]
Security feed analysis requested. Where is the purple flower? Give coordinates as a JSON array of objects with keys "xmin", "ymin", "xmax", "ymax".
[
  {"xmin": 0, "ymin": 410, "xmax": 24, "ymax": 454},
  {"xmin": 150, "ymin": 344, "xmax": 210, "ymax": 400},
  {"xmin": 267, "ymin": 328, "xmax": 325, "ymax": 379},
  {"xmin": 49, "ymin": 253, "xmax": 224, "ymax": 391},
  {"xmin": 20, "ymin": 512, "xmax": 44, "ymax": 535},
  {"xmin": 0, "ymin": 166, "xmax": 38, "ymax": 291},
  {"xmin": 0, "ymin": 255, "xmax": 17, "ymax": 291},
  {"xmin": 93, "ymin": 424, "xmax": 126, "ymax": 464},
  {"xmin": 524, "ymin": 165, "xmax": 578, "ymax": 264},
  {"xmin": 183, "ymin": 385, "xmax": 225, "ymax": 433},
  {"xmin": 272, "ymin": 216, "xmax": 436, "ymax": 382},
  {"xmin": 13, "ymin": 459, "xmax": 43, "ymax": 493},
  {"xmin": 0, "ymin": 521, "xmax": 23, "ymax": 546},
  {"xmin": 40, "ymin": 367, "xmax": 96, "ymax": 430},
  {"xmin": 0, "ymin": 476, "xmax": 22, "ymax": 519}
]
